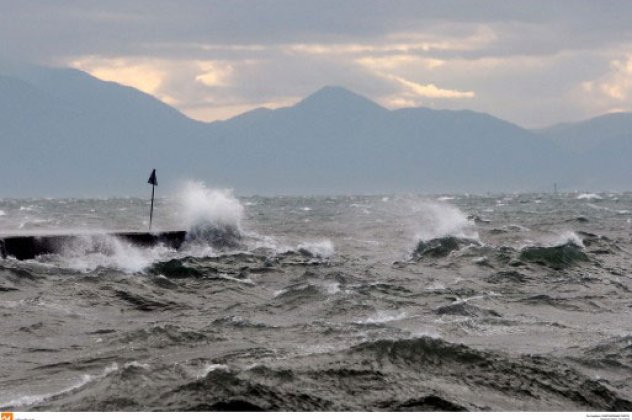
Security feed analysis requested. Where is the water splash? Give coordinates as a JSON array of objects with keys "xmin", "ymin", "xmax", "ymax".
[
  {"xmin": 54, "ymin": 234, "xmax": 174, "ymax": 273},
  {"xmin": 551, "ymin": 231, "xmax": 584, "ymax": 247},
  {"xmin": 178, "ymin": 181, "xmax": 244, "ymax": 248},
  {"xmin": 297, "ymin": 239, "xmax": 335, "ymax": 258},
  {"xmin": 412, "ymin": 200, "xmax": 478, "ymax": 241}
]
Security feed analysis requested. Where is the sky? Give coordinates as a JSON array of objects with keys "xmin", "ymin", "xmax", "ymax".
[{"xmin": 1, "ymin": 0, "xmax": 632, "ymax": 128}]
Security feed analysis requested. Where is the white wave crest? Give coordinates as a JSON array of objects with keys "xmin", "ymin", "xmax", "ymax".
[
  {"xmin": 550, "ymin": 231, "xmax": 584, "ymax": 247},
  {"xmin": 577, "ymin": 193, "xmax": 602, "ymax": 200},
  {"xmin": 178, "ymin": 181, "xmax": 244, "ymax": 249},
  {"xmin": 356, "ymin": 310, "xmax": 408, "ymax": 324},
  {"xmin": 179, "ymin": 181, "xmax": 244, "ymax": 236},
  {"xmin": 297, "ymin": 239, "xmax": 335, "ymax": 258},
  {"xmin": 413, "ymin": 201, "xmax": 478, "ymax": 241},
  {"xmin": 2, "ymin": 362, "xmax": 119, "ymax": 409},
  {"xmin": 55, "ymin": 234, "xmax": 173, "ymax": 273}
]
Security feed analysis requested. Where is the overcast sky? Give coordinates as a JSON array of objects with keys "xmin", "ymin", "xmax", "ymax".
[{"xmin": 1, "ymin": 0, "xmax": 632, "ymax": 127}]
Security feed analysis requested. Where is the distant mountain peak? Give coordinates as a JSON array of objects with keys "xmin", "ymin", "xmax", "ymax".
[{"xmin": 295, "ymin": 85, "xmax": 386, "ymax": 113}]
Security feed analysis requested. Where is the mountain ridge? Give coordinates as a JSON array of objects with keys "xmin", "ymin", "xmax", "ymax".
[
  {"xmin": 0, "ymin": 65, "xmax": 629, "ymax": 196},
  {"xmin": 538, "ymin": 112, "xmax": 632, "ymax": 153}
]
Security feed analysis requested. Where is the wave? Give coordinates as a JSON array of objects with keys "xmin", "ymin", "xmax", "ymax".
[
  {"xmin": 113, "ymin": 289, "xmax": 184, "ymax": 312},
  {"xmin": 576, "ymin": 335, "xmax": 632, "ymax": 370},
  {"xmin": 297, "ymin": 239, "xmax": 335, "ymax": 258},
  {"xmin": 2, "ymin": 362, "xmax": 120, "ymax": 409},
  {"xmin": 345, "ymin": 337, "xmax": 632, "ymax": 411},
  {"xmin": 52, "ymin": 234, "xmax": 174, "ymax": 273},
  {"xmin": 577, "ymin": 231, "xmax": 623, "ymax": 255},
  {"xmin": 179, "ymin": 181, "xmax": 244, "ymax": 249},
  {"xmin": 378, "ymin": 395, "xmax": 467, "ymax": 411},
  {"xmin": 165, "ymin": 366, "xmax": 333, "ymax": 411},
  {"xmin": 9, "ymin": 336, "xmax": 632, "ymax": 411},
  {"xmin": 434, "ymin": 302, "xmax": 501, "ymax": 318},
  {"xmin": 115, "ymin": 324, "xmax": 212, "ymax": 347},
  {"xmin": 211, "ymin": 315, "xmax": 274, "ymax": 329},
  {"xmin": 412, "ymin": 236, "xmax": 480, "ymax": 260},
  {"xmin": 355, "ymin": 310, "xmax": 408, "ymax": 324},
  {"xmin": 273, "ymin": 283, "xmax": 325, "ymax": 305},
  {"xmin": 148, "ymin": 257, "xmax": 205, "ymax": 278},
  {"xmin": 413, "ymin": 201, "xmax": 478, "ymax": 242},
  {"xmin": 518, "ymin": 240, "xmax": 589, "ymax": 269},
  {"xmin": 8, "ymin": 183, "xmax": 336, "ymax": 274},
  {"xmin": 0, "ymin": 264, "xmax": 38, "ymax": 282},
  {"xmin": 577, "ymin": 193, "xmax": 603, "ymax": 200}
]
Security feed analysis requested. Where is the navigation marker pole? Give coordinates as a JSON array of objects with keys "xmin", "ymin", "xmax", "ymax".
[{"xmin": 147, "ymin": 169, "xmax": 158, "ymax": 231}]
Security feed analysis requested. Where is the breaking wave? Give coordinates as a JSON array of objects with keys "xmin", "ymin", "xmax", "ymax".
[
  {"xmin": 3, "ymin": 362, "xmax": 120, "ymax": 409},
  {"xmin": 519, "ymin": 241, "xmax": 589, "ymax": 269},
  {"xmin": 577, "ymin": 193, "xmax": 603, "ymax": 200},
  {"xmin": 412, "ymin": 236, "xmax": 480, "ymax": 260},
  {"xmin": 52, "ymin": 234, "xmax": 173, "ymax": 273},
  {"xmin": 179, "ymin": 181, "xmax": 244, "ymax": 249},
  {"xmin": 297, "ymin": 240, "xmax": 335, "ymax": 258},
  {"xmin": 413, "ymin": 201, "xmax": 478, "ymax": 242}
]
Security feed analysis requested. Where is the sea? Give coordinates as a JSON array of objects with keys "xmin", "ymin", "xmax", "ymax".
[{"xmin": 1, "ymin": 183, "xmax": 631, "ymax": 411}]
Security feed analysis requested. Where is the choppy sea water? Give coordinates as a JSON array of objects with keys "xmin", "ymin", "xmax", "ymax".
[{"xmin": 1, "ymin": 186, "xmax": 632, "ymax": 411}]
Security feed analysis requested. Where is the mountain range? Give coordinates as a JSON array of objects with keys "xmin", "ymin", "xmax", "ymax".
[{"xmin": 1, "ymin": 64, "xmax": 631, "ymax": 197}]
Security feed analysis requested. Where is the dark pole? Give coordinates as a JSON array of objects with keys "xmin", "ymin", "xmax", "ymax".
[
  {"xmin": 149, "ymin": 183, "xmax": 155, "ymax": 231},
  {"xmin": 147, "ymin": 169, "xmax": 157, "ymax": 231}
]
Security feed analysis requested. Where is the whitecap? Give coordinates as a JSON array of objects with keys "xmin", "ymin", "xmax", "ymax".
[
  {"xmin": 2, "ymin": 362, "xmax": 119, "ymax": 408},
  {"xmin": 577, "ymin": 193, "xmax": 602, "ymax": 200},
  {"xmin": 356, "ymin": 311, "xmax": 408, "ymax": 324},
  {"xmin": 297, "ymin": 239, "xmax": 335, "ymax": 258},
  {"xmin": 53, "ymin": 235, "xmax": 174, "ymax": 273},
  {"xmin": 196, "ymin": 363, "xmax": 230, "ymax": 379}
]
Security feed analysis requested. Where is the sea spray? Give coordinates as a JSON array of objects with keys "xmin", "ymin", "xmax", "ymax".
[
  {"xmin": 297, "ymin": 239, "xmax": 335, "ymax": 258},
  {"xmin": 516, "ymin": 230, "xmax": 585, "ymax": 251},
  {"xmin": 178, "ymin": 181, "xmax": 244, "ymax": 248},
  {"xmin": 550, "ymin": 231, "xmax": 584, "ymax": 248},
  {"xmin": 390, "ymin": 198, "xmax": 480, "ymax": 260},
  {"xmin": 56, "ymin": 234, "xmax": 173, "ymax": 273},
  {"xmin": 178, "ymin": 182, "xmax": 335, "ymax": 257},
  {"xmin": 50, "ymin": 181, "xmax": 248, "ymax": 272},
  {"xmin": 412, "ymin": 200, "xmax": 478, "ymax": 242}
]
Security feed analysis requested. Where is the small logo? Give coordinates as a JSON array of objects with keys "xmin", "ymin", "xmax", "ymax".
[{"xmin": 1, "ymin": 412, "xmax": 13, "ymax": 420}]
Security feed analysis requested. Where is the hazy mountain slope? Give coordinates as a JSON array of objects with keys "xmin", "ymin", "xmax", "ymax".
[
  {"xmin": 202, "ymin": 86, "xmax": 566, "ymax": 194},
  {"xmin": 539, "ymin": 112, "xmax": 632, "ymax": 153},
  {"xmin": 0, "ymin": 67, "xmax": 209, "ymax": 196},
  {"xmin": 0, "ymin": 67, "xmax": 599, "ymax": 197},
  {"xmin": 537, "ymin": 113, "xmax": 632, "ymax": 190}
]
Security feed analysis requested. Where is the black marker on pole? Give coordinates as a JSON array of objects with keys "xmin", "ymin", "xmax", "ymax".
[{"xmin": 147, "ymin": 169, "xmax": 157, "ymax": 231}]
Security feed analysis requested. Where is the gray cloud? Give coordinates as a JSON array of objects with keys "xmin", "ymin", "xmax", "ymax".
[{"xmin": 1, "ymin": 0, "xmax": 632, "ymax": 126}]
